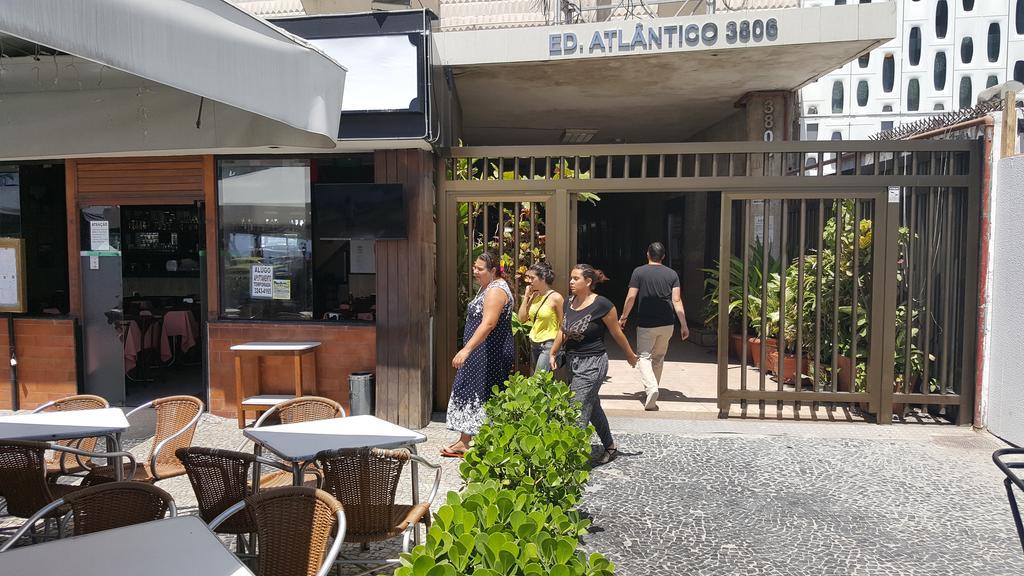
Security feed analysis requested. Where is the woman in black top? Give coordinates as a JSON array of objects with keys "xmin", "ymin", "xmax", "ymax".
[{"xmin": 550, "ymin": 264, "xmax": 638, "ymax": 465}]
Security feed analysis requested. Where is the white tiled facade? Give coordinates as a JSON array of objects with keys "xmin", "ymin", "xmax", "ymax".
[{"xmin": 800, "ymin": 0, "xmax": 1024, "ymax": 140}]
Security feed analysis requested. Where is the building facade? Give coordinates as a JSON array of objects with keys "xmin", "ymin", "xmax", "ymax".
[{"xmin": 800, "ymin": 0, "xmax": 1024, "ymax": 140}]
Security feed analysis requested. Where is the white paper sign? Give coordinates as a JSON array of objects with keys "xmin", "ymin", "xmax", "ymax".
[
  {"xmin": 887, "ymin": 186, "xmax": 901, "ymax": 203},
  {"xmin": 250, "ymin": 265, "xmax": 274, "ymax": 299},
  {"xmin": 350, "ymin": 240, "xmax": 375, "ymax": 274},
  {"xmin": 90, "ymin": 221, "xmax": 110, "ymax": 251},
  {"xmin": 89, "ymin": 255, "xmax": 99, "ymax": 270},
  {"xmin": 0, "ymin": 247, "xmax": 18, "ymax": 307},
  {"xmin": 272, "ymin": 279, "xmax": 291, "ymax": 300}
]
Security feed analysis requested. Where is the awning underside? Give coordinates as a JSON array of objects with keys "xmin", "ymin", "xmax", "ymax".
[{"xmin": 0, "ymin": 0, "xmax": 347, "ymax": 158}]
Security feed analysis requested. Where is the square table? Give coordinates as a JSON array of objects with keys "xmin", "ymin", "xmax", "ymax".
[
  {"xmin": 244, "ymin": 415, "xmax": 428, "ymax": 495},
  {"xmin": 0, "ymin": 515, "xmax": 254, "ymax": 576},
  {"xmin": 231, "ymin": 341, "xmax": 321, "ymax": 428},
  {"xmin": 0, "ymin": 408, "xmax": 130, "ymax": 480}
]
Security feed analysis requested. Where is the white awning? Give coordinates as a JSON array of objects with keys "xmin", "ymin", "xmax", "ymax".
[{"xmin": 0, "ymin": 0, "xmax": 347, "ymax": 158}]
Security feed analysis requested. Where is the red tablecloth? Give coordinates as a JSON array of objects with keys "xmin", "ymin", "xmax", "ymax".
[{"xmin": 160, "ymin": 310, "xmax": 198, "ymax": 361}]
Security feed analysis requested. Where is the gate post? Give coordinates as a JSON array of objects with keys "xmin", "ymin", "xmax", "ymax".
[
  {"xmin": 875, "ymin": 190, "xmax": 900, "ymax": 424},
  {"xmin": 547, "ymin": 188, "xmax": 572, "ymax": 281},
  {"xmin": 717, "ymin": 192, "xmax": 732, "ymax": 416}
]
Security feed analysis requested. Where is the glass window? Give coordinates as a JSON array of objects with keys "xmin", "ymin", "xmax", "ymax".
[
  {"xmin": 831, "ymin": 81, "xmax": 844, "ymax": 113},
  {"xmin": 934, "ymin": 52, "xmax": 947, "ymax": 90},
  {"xmin": 807, "ymin": 105, "xmax": 819, "ymax": 115},
  {"xmin": 961, "ymin": 36, "xmax": 973, "ymax": 64},
  {"xmin": 219, "ymin": 159, "xmax": 313, "ymax": 321},
  {"xmin": 963, "ymin": 0, "xmax": 974, "ymax": 11},
  {"xmin": 987, "ymin": 74, "xmax": 1000, "ymax": 88},
  {"xmin": 831, "ymin": 131, "xmax": 843, "ymax": 140},
  {"xmin": 959, "ymin": 76, "xmax": 973, "ymax": 109},
  {"xmin": 218, "ymin": 156, "xmax": 380, "ymax": 323},
  {"xmin": 805, "ymin": 123, "xmax": 819, "ymax": 140},
  {"xmin": 881, "ymin": 120, "xmax": 894, "ymax": 132},
  {"xmin": 857, "ymin": 80, "xmax": 869, "ymax": 106},
  {"xmin": 909, "ymin": 27, "xmax": 922, "ymax": 66},
  {"xmin": 1018, "ymin": 0, "xmax": 1024, "ymax": 35},
  {"xmin": 883, "ymin": 104, "xmax": 894, "ymax": 112},
  {"xmin": 935, "ymin": 103, "xmax": 946, "ymax": 110},
  {"xmin": 988, "ymin": 23, "xmax": 1001, "ymax": 62},
  {"xmin": 936, "ymin": 0, "xmax": 949, "ymax": 38},
  {"xmin": 907, "ymin": 78, "xmax": 920, "ymax": 111},
  {"xmin": 834, "ymin": 0, "xmax": 846, "ymax": 5},
  {"xmin": 1016, "ymin": 60, "xmax": 1024, "ymax": 83},
  {"xmin": 883, "ymin": 55, "xmax": 895, "ymax": 92},
  {"xmin": 858, "ymin": 53, "xmax": 870, "ymax": 68}
]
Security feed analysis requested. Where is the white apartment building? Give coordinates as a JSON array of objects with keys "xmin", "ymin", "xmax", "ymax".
[{"xmin": 800, "ymin": 0, "xmax": 1024, "ymax": 140}]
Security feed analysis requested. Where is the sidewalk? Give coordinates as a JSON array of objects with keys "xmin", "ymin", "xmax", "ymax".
[{"xmin": 3, "ymin": 409, "xmax": 1020, "ymax": 575}]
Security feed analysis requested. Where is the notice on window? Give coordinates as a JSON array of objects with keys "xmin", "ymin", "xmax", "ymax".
[
  {"xmin": 351, "ymin": 239, "xmax": 375, "ymax": 274},
  {"xmin": 0, "ymin": 247, "xmax": 18, "ymax": 307},
  {"xmin": 90, "ymin": 221, "xmax": 110, "ymax": 251},
  {"xmin": 272, "ymin": 279, "xmax": 291, "ymax": 301},
  {"xmin": 250, "ymin": 265, "xmax": 274, "ymax": 299}
]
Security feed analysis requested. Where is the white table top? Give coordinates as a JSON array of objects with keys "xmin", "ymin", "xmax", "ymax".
[
  {"xmin": 230, "ymin": 341, "xmax": 321, "ymax": 352},
  {"xmin": 0, "ymin": 408, "xmax": 129, "ymax": 441},
  {"xmin": 0, "ymin": 515, "xmax": 253, "ymax": 576},
  {"xmin": 244, "ymin": 415, "xmax": 427, "ymax": 462},
  {"xmin": 241, "ymin": 394, "xmax": 294, "ymax": 406}
]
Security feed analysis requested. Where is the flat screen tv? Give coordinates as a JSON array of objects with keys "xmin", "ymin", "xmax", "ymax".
[{"xmin": 313, "ymin": 183, "xmax": 407, "ymax": 239}]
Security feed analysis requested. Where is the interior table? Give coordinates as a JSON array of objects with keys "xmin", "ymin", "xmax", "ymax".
[
  {"xmin": 0, "ymin": 515, "xmax": 254, "ymax": 576},
  {"xmin": 244, "ymin": 414, "xmax": 428, "ymax": 496},
  {"xmin": 0, "ymin": 408, "xmax": 130, "ymax": 480},
  {"xmin": 231, "ymin": 341, "xmax": 320, "ymax": 428}
]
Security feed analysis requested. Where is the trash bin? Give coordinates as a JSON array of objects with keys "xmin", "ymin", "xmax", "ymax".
[{"xmin": 349, "ymin": 371, "xmax": 375, "ymax": 416}]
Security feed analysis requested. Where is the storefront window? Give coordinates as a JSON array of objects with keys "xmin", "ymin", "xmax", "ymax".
[
  {"xmin": 219, "ymin": 159, "xmax": 313, "ymax": 321},
  {"xmin": 218, "ymin": 156, "xmax": 381, "ymax": 323}
]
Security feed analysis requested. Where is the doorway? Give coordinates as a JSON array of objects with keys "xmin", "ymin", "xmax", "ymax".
[
  {"xmin": 80, "ymin": 204, "xmax": 205, "ymax": 407},
  {"xmin": 576, "ymin": 191, "xmax": 721, "ymax": 415}
]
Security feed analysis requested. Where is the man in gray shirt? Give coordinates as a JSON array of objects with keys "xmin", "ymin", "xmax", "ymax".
[{"xmin": 619, "ymin": 242, "xmax": 689, "ymax": 410}]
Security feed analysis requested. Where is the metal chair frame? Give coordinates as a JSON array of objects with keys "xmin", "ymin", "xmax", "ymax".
[
  {"xmin": 124, "ymin": 398, "xmax": 204, "ymax": 482},
  {"xmin": 315, "ymin": 448, "xmax": 442, "ymax": 576},
  {"xmin": 994, "ymin": 448, "xmax": 1024, "ymax": 555},
  {"xmin": 0, "ymin": 450, "xmax": 145, "ymax": 553},
  {"xmin": 209, "ymin": 490, "xmax": 346, "ymax": 576},
  {"xmin": 30, "ymin": 395, "xmax": 110, "ymax": 476}
]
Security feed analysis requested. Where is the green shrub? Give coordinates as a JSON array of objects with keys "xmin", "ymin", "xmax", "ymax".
[
  {"xmin": 394, "ymin": 481, "xmax": 615, "ymax": 576},
  {"xmin": 460, "ymin": 371, "xmax": 592, "ymax": 507}
]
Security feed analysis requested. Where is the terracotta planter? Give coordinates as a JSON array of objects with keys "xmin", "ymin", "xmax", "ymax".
[
  {"xmin": 766, "ymin": 350, "xmax": 808, "ymax": 383},
  {"xmin": 835, "ymin": 356, "xmax": 854, "ymax": 393},
  {"xmin": 729, "ymin": 334, "xmax": 755, "ymax": 363},
  {"xmin": 747, "ymin": 337, "xmax": 777, "ymax": 369}
]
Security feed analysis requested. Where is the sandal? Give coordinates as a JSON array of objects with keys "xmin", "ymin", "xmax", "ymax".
[
  {"xmin": 440, "ymin": 446, "xmax": 467, "ymax": 458},
  {"xmin": 596, "ymin": 447, "xmax": 618, "ymax": 465}
]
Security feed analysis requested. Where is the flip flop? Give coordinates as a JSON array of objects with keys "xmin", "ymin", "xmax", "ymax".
[{"xmin": 440, "ymin": 446, "xmax": 467, "ymax": 458}]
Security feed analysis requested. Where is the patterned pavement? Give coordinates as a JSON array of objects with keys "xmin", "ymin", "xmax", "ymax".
[{"xmin": 581, "ymin": 418, "xmax": 1024, "ymax": 576}]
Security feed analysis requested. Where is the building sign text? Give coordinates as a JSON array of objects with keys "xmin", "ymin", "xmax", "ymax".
[{"xmin": 549, "ymin": 18, "xmax": 778, "ymax": 57}]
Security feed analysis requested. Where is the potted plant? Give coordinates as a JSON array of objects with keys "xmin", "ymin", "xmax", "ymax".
[{"xmin": 704, "ymin": 238, "xmax": 778, "ymax": 367}]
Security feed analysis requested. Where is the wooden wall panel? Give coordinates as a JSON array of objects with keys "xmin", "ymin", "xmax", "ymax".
[
  {"xmin": 375, "ymin": 149, "xmax": 435, "ymax": 428},
  {"xmin": 0, "ymin": 319, "xmax": 78, "ymax": 410},
  {"xmin": 73, "ymin": 157, "xmax": 205, "ymax": 206}
]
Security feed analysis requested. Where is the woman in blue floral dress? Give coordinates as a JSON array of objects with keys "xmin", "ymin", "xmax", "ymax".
[{"xmin": 443, "ymin": 251, "xmax": 514, "ymax": 457}]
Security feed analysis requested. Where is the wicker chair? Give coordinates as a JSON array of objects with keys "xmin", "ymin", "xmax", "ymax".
[
  {"xmin": 31, "ymin": 394, "xmax": 109, "ymax": 479},
  {"xmin": 176, "ymin": 447, "xmax": 313, "ymax": 535},
  {"xmin": 253, "ymin": 396, "xmax": 345, "ymax": 428},
  {"xmin": 314, "ymin": 447, "xmax": 442, "ymax": 575},
  {"xmin": 209, "ymin": 486, "xmax": 345, "ymax": 576},
  {"xmin": 85, "ymin": 395, "xmax": 202, "ymax": 484},
  {"xmin": 0, "ymin": 481, "xmax": 175, "ymax": 552},
  {"xmin": 248, "ymin": 396, "xmax": 343, "ymax": 489}
]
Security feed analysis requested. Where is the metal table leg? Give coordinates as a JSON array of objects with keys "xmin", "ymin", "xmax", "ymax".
[
  {"xmin": 409, "ymin": 444, "xmax": 421, "ymax": 546},
  {"xmin": 107, "ymin": 433, "xmax": 123, "ymax": 481},
  {"xmin": 292, "ymin": 461, "xmax": 304, "ymax": 486}
]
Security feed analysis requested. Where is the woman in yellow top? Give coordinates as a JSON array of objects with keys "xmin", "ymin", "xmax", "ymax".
[{"xmin": 517, "ymin": 262, "xmax": 564, "ymax": 374}]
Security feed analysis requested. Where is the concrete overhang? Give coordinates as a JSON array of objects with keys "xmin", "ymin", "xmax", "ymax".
[{"xmin": 436, "ymin": 3, "xmax": 895, "ymax": 145}]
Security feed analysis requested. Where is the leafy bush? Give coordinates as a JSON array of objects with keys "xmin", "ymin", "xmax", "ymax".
[
  {"xmin": 460, "ymin": 371, "xmax": 592, "ymax": 507},
  {"xmin": 394, "ymin": 481, "xmax": 614, "ymax": 576}
]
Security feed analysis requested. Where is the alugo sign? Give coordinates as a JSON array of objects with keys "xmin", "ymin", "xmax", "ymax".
[{"xmin": 549, "ymin": 18, "xmax": 779, "ymax": 57}]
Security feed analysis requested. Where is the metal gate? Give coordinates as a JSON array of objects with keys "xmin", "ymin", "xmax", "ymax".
[{"xmin": 438, "ymin": 141, "xmax": 980, "ymax": 423}]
